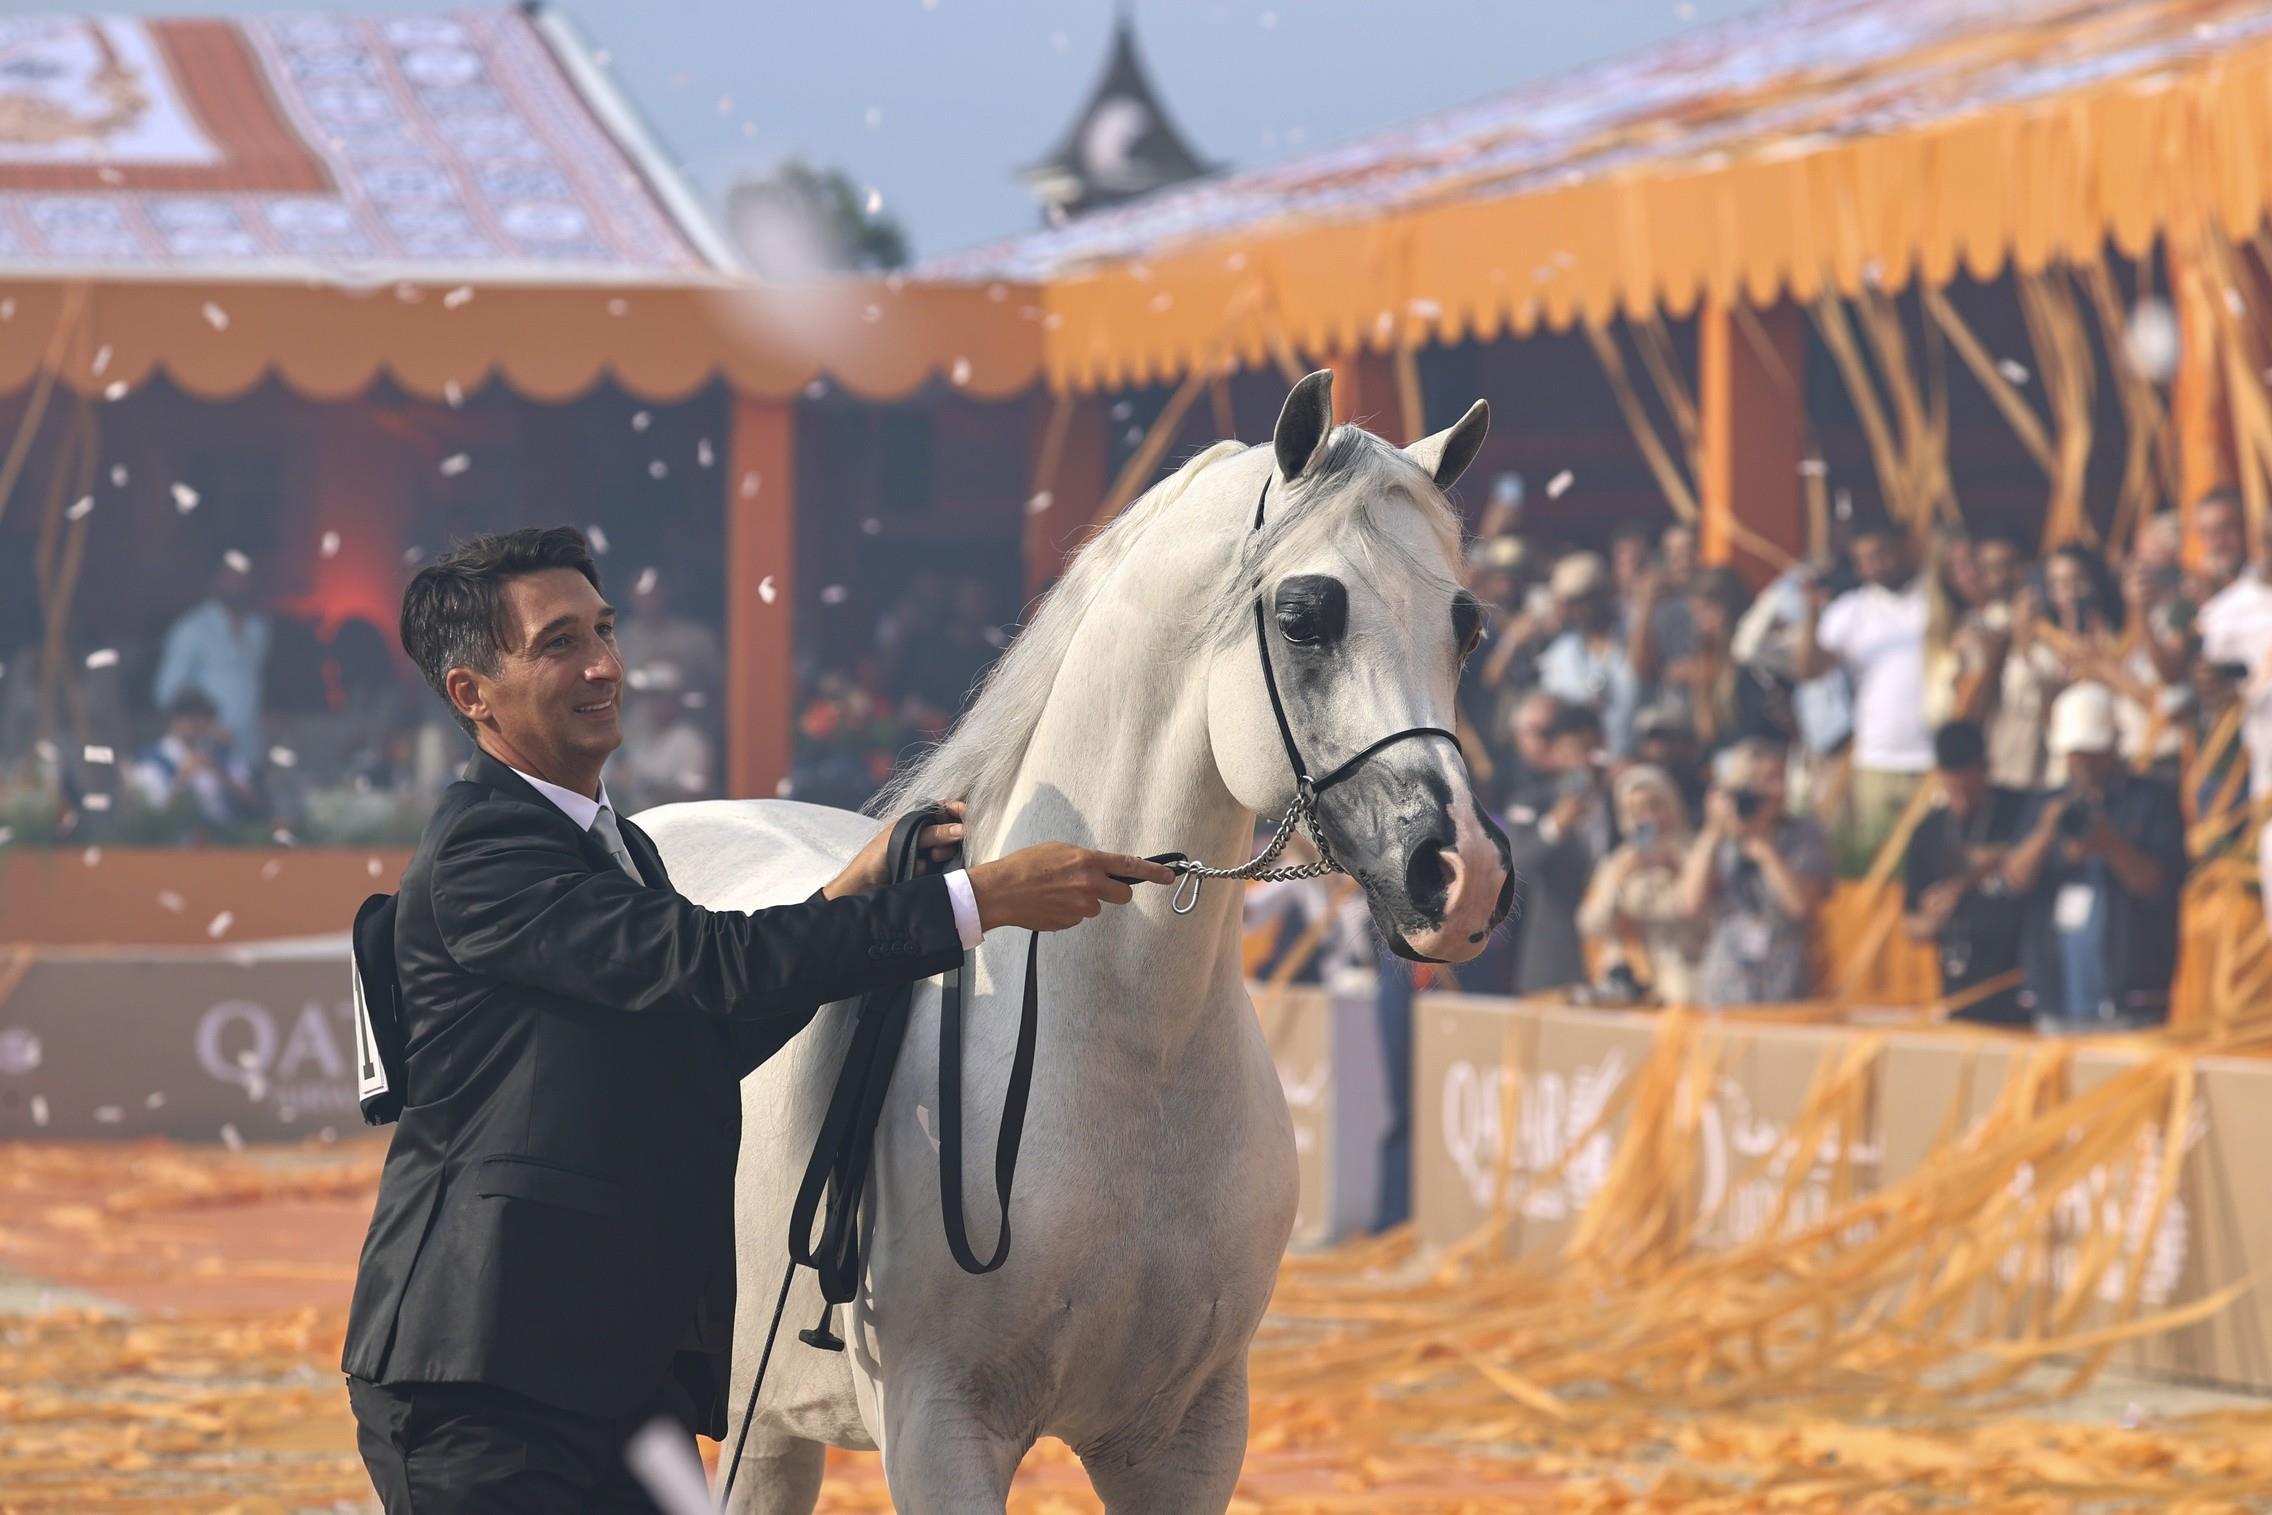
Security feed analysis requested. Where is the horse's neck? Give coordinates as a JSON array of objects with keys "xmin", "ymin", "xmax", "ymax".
[{"xmin": 984, "ymin": 608, "xmax": 1255, "ymax": 1061}]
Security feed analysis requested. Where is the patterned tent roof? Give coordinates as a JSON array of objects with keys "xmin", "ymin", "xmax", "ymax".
[{"xmin": 0, "ymin": 7, "xmax": 730, "ymax": 280}]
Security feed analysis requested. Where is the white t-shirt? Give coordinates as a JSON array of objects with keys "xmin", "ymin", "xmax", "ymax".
[
  {"xmin": 1817, "ymin": 580, "xmax": 1933, "ymax": 772},
  {"xmin": 2200, "ymin": 573, "xmax": 2272, "ymax": 797}
]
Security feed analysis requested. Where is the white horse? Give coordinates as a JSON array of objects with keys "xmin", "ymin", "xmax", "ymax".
[{"xmin": 638, "ymin": 371, "xmax": 1511, "ymax": 1513}]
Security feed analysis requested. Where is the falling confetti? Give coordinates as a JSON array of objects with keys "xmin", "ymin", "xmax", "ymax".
[
  {"xmin": 91, "ymin": 343, "xmax": 112, "ymax": 375},
  {"xmin": 144, "ymin": 1091, "xmax": 166, "ymax": 1109},
  {"xmin": 444, "ymin": 379, "xmax": 465, "ymax": 408},
  {"xmin": 403, "ymin": 545, "xmax": 425, "ymax": 566},
  {"xmin": 586, "ymin": 524, "xmax": 611, "ymax": 554},
  {"xmin": 30, "ymin": 1093, "xmax": 49, "ymax": 1125},
  {"xmin": 110, "ymin": 463, "xmax": 128, "ymax": 487},
  {"xmin": 1026, "ymin": 490, "xmax": 1054, "ymax": 515},
  {"xmin": 66, "ymin": 495, "xmax": 93, "ymax": 520},
  {"xmin": 716, "ymin": 94, "xmax": 734, "ymax": 115},
  {"xmin": 267, "ymin": 745, "xmax": 297, "ymax": 768},
  {"xmin": 84, "ymin": 648, "xmax": 119, "ymax": 669},
  {"xmin": 206, "ymin": 911, "xmax": 235, "ymax": 939},
  {"xmin": 320, "ymin": 530, "xmax": 341, "ymax": 557},
  {"xmin": 951, "ymin": 355, "xmax": 972, "ymax": 385},
  {"xmin": 632, "ymin": 410, "xmax": 652, "ymax": 431},
  {"xmin": 861, "ymin": 518, "xmax": 882, "ymax": 536},
  {"xmin": 865, "ymin": 187, "xmax": 884, "ymax": 215},
  {"xmin": 367, "ymin": 856, "xmax": 384, "ymax": 878},
  {"xmin": 607, "ymin": 298, "xmax": 629, "ymax": 317},
  {"xmin": 740, "ymin": 470, "xmax": 762, "ymax": 498},
  {"xmin": 775, "ymin": 776, "xmax": 796, "ymax": 797},
  {"xmin": 2125, "ymin": 297, "xmax": 2180, "ymax": 383},
  {"xmin": 1546, "ymin": 469, "xmax": 1575, "ymax": 499},
  {"xmin": 103, "ymin": 380, "xmax": 128, "ymax": 401},
  {"xmin": 757, "ymin": 575, "xmax": 778, "ymax": 605},
  {"xmin": 157, "ymin": 890, "xmax": 185, "ymax": 913},
  {"xmin": 220, "ymin": 1122, "xmax": 243, "ymax": 1151},
  {"xmin": 82, "ymin": 745, "xmax": 114, "ymax": 764},
  {"xmin": 1996, "ymin": 357, "xmax": 2031, "ymax": 385},
  {"xmin": 271, "ymin": 827, "xmax": 296, "ymax": 846},
  {"xmin": 2225, "ymin": 286, "xmax": 2246, "ymax": 317},
  {"xmin": 223, "ymin": 548, "xmax": 251, "ymax": 573},
  {"xmin": 201, "ymin": 301, "xmax": 229, "ymax": 330},
  {"xmin": 0, "ymin": 825, "xmax": 13, "ymax": 847},
  {"xmin": 820, "ymin": 584, "xmax": 848, "ymax": 605},
  {"xmin": 171, "ymin": 481, "xmax": 200, "ymax": 513},
  {"xmin": 696, "ymin": 437, "xmax": 715, "ymax": 467},
  {"xmin": 648, "ymin": 459, "xmax": 668, "ymax": 478},
  {"xmin": 83, "ymin": 793, "xmax": 111, "ymax": 811},
  {"xmin": 94, "ymin": 1104, "xmax": 123, "ymax": 1124},
  {"xmin": 1798, "ymin": 457, "xmax": 1828, "ymax": 478},
  {"xmin": 0, "ymin": 297, "xmax": 13, "ymax": 320},
  {"xmin": 443, "ymin": 285, "xmax": 474, "ymax": 308},
  {"xmin": 439, "ymin": 452, "xmax": 471, "ymax": 476},
  {"xmin": 634, "ymin": 566, "xmax": 659, "ymax": 595}
]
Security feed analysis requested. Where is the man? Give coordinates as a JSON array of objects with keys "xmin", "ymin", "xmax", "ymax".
[
  {"xmin": 2191, "ymin": 490, "xmax": 2248, "ymax": 598},
  {"xmin": 2198, "ymin": 551, "xmax": 2272, "ymax": 929},
  {"xmin": 2001, "ymin": 683, "xmax": 2187, "ymax": 1034},
  {"xmin": 1901, "ymin": 720, "xmax": 2029, "ymax": 1027},
  {"xmin": 343, "ymin": 528, "xmax": 1168, "ymax": 1512},
  {"xmin": 154, "ymin": 554, "xmax": 271, "ymax": 772},
  {"xmin": 1504, "ymin": 702, "xmax": 1614, "ymax": 995},
  {"xmin": 1679, "ymin": 738, "xmax": 1832, "ymax": 1009},
  {"xmin": 129, "ymin": 690, "xmax": 258, "ymax": 836},
  {"xmin": 1797, "ymin": 517, "xmax": 1933, "ymax": 870},
  {"xmin": 1536, "ymin": 551, "xmax": 1640, "ymax": 755}
]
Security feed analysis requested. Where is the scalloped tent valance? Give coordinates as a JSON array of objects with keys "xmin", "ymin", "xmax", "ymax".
[{"xmin": 0, "ymin": 277, "xmax": 1045, "ymax": 405}]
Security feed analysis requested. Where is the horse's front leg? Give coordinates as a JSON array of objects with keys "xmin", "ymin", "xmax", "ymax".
[
  {"xmin": 1078, "ymin": 1365, "xmax": 1249, "ymax": 1515},
  {"xmin": 878, "ymin": 1374, "xmax": 1033, "ymax": 1515}
]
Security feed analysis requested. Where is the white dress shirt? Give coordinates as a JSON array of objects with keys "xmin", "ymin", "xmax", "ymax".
[{"xmin": 507, "ymin": 764, "xmax": 983, "ymax": 949}]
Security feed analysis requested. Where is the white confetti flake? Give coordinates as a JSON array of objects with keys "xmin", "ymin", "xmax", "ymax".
[
  {"xmin": 439, "ymin": 452, "xmax": 471, "ymax": 476},
  {"xmin": 716, "ymin": 94, "xmax": 734, "ymax": 115},
  {"xmin": 223, "ymin": 548, "xmax": 251, "ymax": 574},
  {"xmin": 268, "ymin": 745, "xmax": 297, "ymax": 768},
  {"xmin": 775, "ymin": 776, "xmax": 795, "ymax": 797},
  {"xmin": 0, "ymin": 297, "xmax": 13, "ymax": 320},
  {"xmin": 820, "ymin": 584, "xmax": 848, "ymax": 605},
  {"xmin": 648, "ymin": 460, "xmax": 668, "ymax": 479},
  {"xmin": 109, "ymin": 463, "xmax": 128, "ymax": 487},
  {"xmin": 634, "ymin": 566, "xmax": 659, "ymax": 595},
  {"xmin": 2124, "ymin": 298, "xmax": 2180, "ymax": 383},
  {"xmin": 607, "ymin": 298, "xmax": 629, "ymax": 317},
  {"xmin": 1026, "ymin": 490, "xmax": 1053, "ymax": 515},
  {"xmin": 83, "ymin": 744, "xmax": 114, "ymax": 764},
  {"xmin": 220, "ymin": 1122, "xmax": 243, "ymax": 1151},
  {"xmin": 103, "ymin": 380, "xmax": 128, "ymax": 401},
  {"xmin": 861, "ymin": 517, "xmax": 882, "ymax": 536},
  {"xmin": 81, "ymin": 847, "xmax": 100, "ymax": 871},
  {"xmin": 740, "ymin": 470, "xmax": 762, "ymax": 499},
  {"xmin": 157, "ymin": 890, "xmax": 185, "ymax": 912},
  {"xmin": 82, "ymin": 793, "xmax": 111, "ymax": 812},
  {"xmin": 865, "ymin": 187, "xmax": 884, "ymax": 216},
  {"xmin": 950, "ymin": 355, "xmax": 972, "ymax": 386},
  {"xmin": 2225, "ymin": 286, "xmax": 2246, "ymax": 317},
  {"xmin": 31, "ymin": 1094, "xmax": 48, "ymax": 1126},
  {"xmin": 863, "ymin": 303, "xmax": 884, "ymax": 324},
  {"xmin": 84, "ymin": 648, "xmax": 119, "ymax": 669},
  {"xmin": 171, "ymin": 481, "xmax": 200, "ymax": 513},
  {"xmin": 271, "ymin": 827, "xmax": 296, "ymax": 846},
  {"xmin": 625, "ymin": 1415, "xmax": 712, "ymax": 1514},
  {"xmin": 367, "ymin": 856, "xmax": 384, "ymax": 878},
  {"xmin": 206, "ymin": 910, "xmax": 235, "ymax": 939},
  {"xmin": 320, "ymin": 530, "xmax": 341, "ymax": 558},
  {"xmin": 1996, "ymin": 357, "xmax": 2031, "ymax": 385},
  {"xmin": 865, "ymin": 105, "xmax": 883, "ymax": 128},
  {"xmin": 0, "ymin": 826, "xmax": 13, "ymax": 847},
  {"xmin": 803, "ymin": 379, "xmax": 828, "ymax": 400},
  {"xmin": 444, "ymin": 379, "xmax": 465, "ymax": 408},
  {"xmin": 586, "ymin": 525, "xmax": 610, "ymax": 555},
  {"xmin": 443, "ymin": 285, "xmax": 475, "ymax": 309},
  {"xmin": 91, "ymin": 343, "xmax": 112, "ymax": 376},
  {"xmin": 144, "ymin": 1091, "xmax": 166, "ymax": 1109},
  {"xmin": 403, "ymin": 545, "xmax": 425, "ymax": 566},
  {"xmin": 66, "ymin": 495, "xmax": 92, "ymax": 520},
  {"xmin": 201, "ymin": 301, "xmax": 229, "ymax": 330},
  {"xmin": 696, "ymin": 437, "xmax": 714, "ymax": 468},
  {"xmin": 757, "ymin": 575, "xmax": 778, "ymax": 605},
  {"xmin": 631, "ymin": 410, "xmax": 652, "ymax": 431},
  {"xmin": 94, "ymin": 1105, "xmax": 123, "ymax": 1123},
  {"xmin": 1545, "ymin": 470, "xmax": 1575, "ymax": 499},
  {"xmin": 1797, "ymin": 457, "xmax": 1828, "ymax": 478}
]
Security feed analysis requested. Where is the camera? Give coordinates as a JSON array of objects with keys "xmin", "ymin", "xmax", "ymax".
[
  {"xmin": 1731, "ymin": 788, "xmax": 1765, "ymax": 822},
  {"xmin": 2056, "ymin": 797, "xmax": 2097, "ymax": 841}
]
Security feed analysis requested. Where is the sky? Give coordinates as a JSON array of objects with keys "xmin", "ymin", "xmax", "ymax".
[{"xmin": 31, "ymin": 0, "xmax": 1768, "ymax": 259}]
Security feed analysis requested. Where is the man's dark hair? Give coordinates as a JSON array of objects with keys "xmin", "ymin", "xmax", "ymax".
[
  {"xmin": 1543, "ymin": 702, "xmax": 1604, "ymax": 742},
  {"xmin": 399, "ymin": 527, "xmax": 602, "ymax": 737},
  {"xmin": 1933, "ymin": 719, "xmax": 1987, "ymax": 771}
]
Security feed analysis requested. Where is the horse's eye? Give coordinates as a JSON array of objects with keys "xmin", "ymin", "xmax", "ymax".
[
  {"xmin": 1453, "ymin": 592, "xmax": 1484, "ymax": 662},
  {"xmin": 1274, "ymin": 576, "xmax": 1346, "ymax": 647}
]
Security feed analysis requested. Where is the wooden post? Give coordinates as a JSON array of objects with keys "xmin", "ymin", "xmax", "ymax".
[
  {"xmin": 1700, "ymin": 299, "xmax": 1806, "ymax": 584},
  {"xmin": 726, "ymin": 393, "xmax": 794, "ymax": 801},
  {"xmin": 1022, "ymin": 391, "xmax": 1109, "ymax": 598},
  {"xmin": 1322, "ymin": 349, "xmax": 1401, "ymax": 434},
  {"xmin": 2169, "ymin": 231, "xmax": 2235, "ymax": 540}
]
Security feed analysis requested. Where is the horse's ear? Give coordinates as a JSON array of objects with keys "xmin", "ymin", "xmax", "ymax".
[
  {"xmin": 1405, "ymin": 399, "xmax": 1489, "ymax": 491},
  {"xmin": 1274, "ymin": 370, "xmax": 1334, "ymax": 482}
]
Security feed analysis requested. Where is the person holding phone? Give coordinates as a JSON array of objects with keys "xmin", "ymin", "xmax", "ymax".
[{"xmin": 1680, "ymin": 738, "xmax": 1832, "ymax": 1008}]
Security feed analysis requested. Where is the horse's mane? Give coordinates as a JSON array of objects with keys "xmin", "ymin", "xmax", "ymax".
[{"xmin": 866, "ymin": 427, "xmax": 1462, "ymax": 830}]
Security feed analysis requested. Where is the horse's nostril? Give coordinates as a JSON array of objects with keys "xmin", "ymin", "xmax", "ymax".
[{"xmin": 1404, "ymin": 839, "xmax": 1454, "ymax": 916}]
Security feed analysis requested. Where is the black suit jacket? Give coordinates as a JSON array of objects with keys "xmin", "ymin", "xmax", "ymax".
[{"xmin": 342, "ymin": 751, "xmax": 964, "ymax": 1435}]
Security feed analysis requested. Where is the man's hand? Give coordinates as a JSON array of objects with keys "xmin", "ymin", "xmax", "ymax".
[
  {"xmin": 822, "ymin": 801, "xmax": 967, "ymax": 900},
  {"xmin": 1917, "ymin": 878, "xmax": 1965, "ymax": 931},
  {"xmin": 966, "ymin": 844, "xmax": 1176, "ymax": 933}
]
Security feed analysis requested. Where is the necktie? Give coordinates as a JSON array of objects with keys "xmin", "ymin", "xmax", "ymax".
[{"xmin": 590, "ymin": 805, "xmax": 643, "ymax": 883}]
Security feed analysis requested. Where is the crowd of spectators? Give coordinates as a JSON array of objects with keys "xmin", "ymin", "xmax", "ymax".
[{"xmin": 0, "ymin": 554, "xmax": 729, "ymax": 848}]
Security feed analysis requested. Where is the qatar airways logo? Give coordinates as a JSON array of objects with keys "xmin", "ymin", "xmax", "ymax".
[{"xmin": 193, "ymin": 997, "xmax": 362, "ymax": 1120}]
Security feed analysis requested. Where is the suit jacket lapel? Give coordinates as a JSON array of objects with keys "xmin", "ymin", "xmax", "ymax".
[
  {"xmin": 617, "ymin": 815, "xmax": 672, "ymax": 891},
  {"xmin": 464, "ymin": 749, "xmax": 650, "ymax": 884}
]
